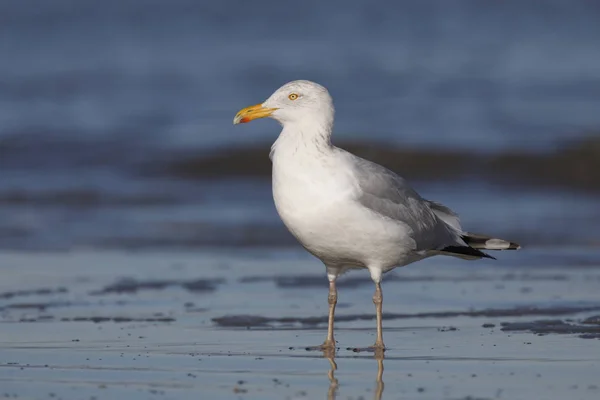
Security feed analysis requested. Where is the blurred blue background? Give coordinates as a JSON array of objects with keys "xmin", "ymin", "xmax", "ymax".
[{"xmin": 1, "ymin": 0, "xmax": 599, "ymax": 251}]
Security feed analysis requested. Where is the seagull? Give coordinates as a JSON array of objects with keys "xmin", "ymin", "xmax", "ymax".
[{"xmin": 233, "ymin": 80, "xmax": 520, "ymax": 351}]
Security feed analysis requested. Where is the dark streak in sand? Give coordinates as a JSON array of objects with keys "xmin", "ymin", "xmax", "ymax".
[
  {"xmin": 0, "ymin": 301, "xmax": 78, "ymax": 311},
  {"xmin": 239, "ymin": 272, "xmax": 569, "ymax": 288},
  {"xmin": 501, "ymin": 316, "xmax": 600, "ymax": 339},
  {"xmin": 212, "ymin": 305, "xmax": 600, "ymax": 328},
  {"xmin": 61, "ymin": 316, "xmax": 175, "ymax": 323},
  {"xmin": 90, "ymin": 277, "xmax": 225, "ymax": 295},
  {"xmin": 0, "ymin": 287, "xmax": 67, "ymax": 299},
  {"xmin": 14, "ymin": 316, "xmax": 174, "ymax": 323}
]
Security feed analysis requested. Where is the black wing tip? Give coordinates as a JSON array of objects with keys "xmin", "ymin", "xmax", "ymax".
[{"xmin": 441, "ymin": 246, "xmax": 497, "ymax": 260}]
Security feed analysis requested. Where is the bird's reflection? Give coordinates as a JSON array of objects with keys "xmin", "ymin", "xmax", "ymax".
[
  {"xmin": 374, "ymin": 349, "xmax": 385, "ymax": 400},
  {"xmin": 326, "ymin": 355, "xmax": 339, "ymax": 400},
  {"xmin": 324, "ymin": 349, "xmax": 385, "ymax": 400}
]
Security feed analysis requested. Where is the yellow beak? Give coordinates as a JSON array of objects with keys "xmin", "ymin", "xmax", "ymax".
[{"xmin": 233, "ymin": 104, "xmax": 277, "ymax": 125}]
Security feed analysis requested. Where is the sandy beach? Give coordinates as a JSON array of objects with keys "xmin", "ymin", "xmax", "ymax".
[{"xmin": 1, "ymin": 249, "xmax": 599, "ymax": 399}]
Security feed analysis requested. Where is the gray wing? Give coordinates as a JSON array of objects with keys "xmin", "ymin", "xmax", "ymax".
[
  {"xmin": 345, "ymin": 152, "xmax": 463, "ymax": 251},
  {"xmin": 426, "ymin": 200, "xmax": 463, "ymax": 232}
]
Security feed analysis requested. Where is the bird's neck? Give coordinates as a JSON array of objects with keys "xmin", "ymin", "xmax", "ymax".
[{"xmin": 274, "ymin": 120, "xmax": 334, "ymax": 154}]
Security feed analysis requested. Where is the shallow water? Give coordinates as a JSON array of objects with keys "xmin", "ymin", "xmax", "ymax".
[
  {"xmin": 1, "ymin": 249, "xmax": 599, "ymax": 399},
  {"xmin": 1, "ymin": 178, "xmax": 599, "ymax": 252},
  {"xmin": 1, "ymin": 0, "xmax": 600, "ymax": 252}
]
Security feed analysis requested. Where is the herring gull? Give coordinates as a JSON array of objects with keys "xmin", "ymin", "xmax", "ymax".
[{"xmin": 233, "ymin": 80, "xmax": 520, "ymax": 351}]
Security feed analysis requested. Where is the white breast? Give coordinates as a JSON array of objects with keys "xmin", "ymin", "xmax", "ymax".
[{"xmin": 271, "ymin": 140, "xmax": 414, "ymax": 269}]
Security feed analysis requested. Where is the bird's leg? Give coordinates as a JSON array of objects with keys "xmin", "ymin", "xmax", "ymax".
[
  {"xmin": 305, "ymin": 278, "xmax": 337, "ymax": 353},
  {"xmin": 322, "ymin": 280, "xmax": 338, "ymax": 349},
  {"xmin": 372, "ymin": 282, "xmax": 385, "ymax": 350}
]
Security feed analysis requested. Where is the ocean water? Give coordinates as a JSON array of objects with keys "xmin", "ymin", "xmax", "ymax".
[
  {"xmin": 0, "ymin": 0, "xmax": 599, "ymax": 250},
  {"xmin": 2, "ymin": 0, "xmax": 600, "ymax": 149}
]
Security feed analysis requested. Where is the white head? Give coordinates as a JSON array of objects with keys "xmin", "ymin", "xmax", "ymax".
[{"xmin": 233, "ymin": 80, "xmax": 335, "ymax": 129}]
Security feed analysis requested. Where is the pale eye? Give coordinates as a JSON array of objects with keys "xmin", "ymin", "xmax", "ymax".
[{"xmin": 288, "ymin": 93, "xmax": 299, "ymax": 101}]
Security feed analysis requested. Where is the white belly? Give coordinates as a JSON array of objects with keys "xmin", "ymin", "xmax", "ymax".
[{"xmin": 272, "ymin": 154, "xmax": 416, "ymax": 269}]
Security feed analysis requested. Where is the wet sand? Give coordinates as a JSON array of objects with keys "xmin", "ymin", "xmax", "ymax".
[{"xmin": 1, "ymin": 249, "xmax": 599, "ymax": 399}]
